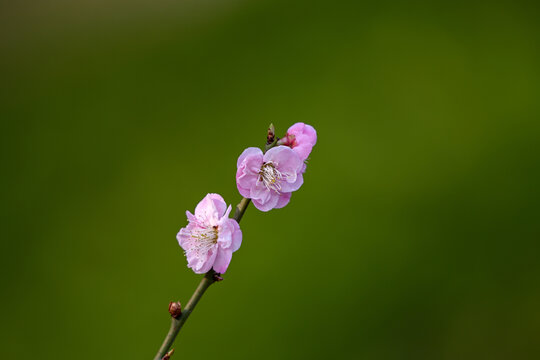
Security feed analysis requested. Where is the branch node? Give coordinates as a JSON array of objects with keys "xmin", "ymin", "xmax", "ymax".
[{"xmin": 162, "ymin": 348, "xmax": 175, "ymax": 360}]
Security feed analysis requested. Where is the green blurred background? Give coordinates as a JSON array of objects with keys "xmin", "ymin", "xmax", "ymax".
[{"xmin": 1, "ymin": 0, "xmax": 539, "ymax": 359}]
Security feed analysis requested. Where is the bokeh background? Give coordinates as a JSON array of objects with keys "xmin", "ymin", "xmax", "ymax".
[{"xmin": 1, "ymin": 0, "xmax": 539, "ymax": 359}]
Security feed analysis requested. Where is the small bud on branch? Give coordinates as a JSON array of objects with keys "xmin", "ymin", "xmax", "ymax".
[
  {"xmin": 265, "ymin": 123, "xmax": 278, "ymax": 152},
  {"xmin": 168, "ymin": 301, "xmax": 182, "ymax": 319},
  {"xmin": 267, "ymin": 123, "xmax": 276, "ymax": 145}
]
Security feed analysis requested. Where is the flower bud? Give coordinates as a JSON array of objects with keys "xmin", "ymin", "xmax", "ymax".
[
  {"xmin": 266, "ymin": 123, "xmax": 276, "ymax": 145},
  {"xmin": 168, "ymin": 301, "xmax": 182, "ymax": 319}
]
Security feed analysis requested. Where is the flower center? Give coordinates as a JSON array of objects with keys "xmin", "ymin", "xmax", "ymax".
[
  {"xmin": 189, "ymin": 226, "xmax": 218, "ymax": 256},
  {"xmin": 258, "ymin": 161, "xmax": 283, "ymax": 193}
]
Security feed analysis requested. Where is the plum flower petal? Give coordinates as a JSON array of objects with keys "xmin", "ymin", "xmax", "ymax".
[
  {"xmin": 236, "ymin": 145, "xmax": 303, "ymax": 212},
  {"xmin": 212, "ymin": 249, "xmax": 233, "ymax": 274},
  {"xmin": 275, "ymin": 192, "xmax": 291, "ymax": 209},
  {"xmin": 177, "ymin": 193, "xmax": 242, "ymax": 274},
  {"xmin": 236, "ymin": 147, "xmax": 263, "ymax": 198},
  {"xmin": 281, "ymin": 122, "xmax": 317, "ymax": 162}
]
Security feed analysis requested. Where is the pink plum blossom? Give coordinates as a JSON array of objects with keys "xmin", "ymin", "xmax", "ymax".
[
  {"xmin": 236, "ymin": 145, "xmax": 304, "ymax": 212},
  {"xmin": 177, "ymin": 194, "xmax": 242, "ymax": 274},
  {"xmin": 279, "ymin": 122, "xmax": 317, "ymax": 162}
]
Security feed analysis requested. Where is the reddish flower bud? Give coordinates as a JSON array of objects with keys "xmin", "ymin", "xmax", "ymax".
[
  {"xmin": 168, "ymin": 301, "xmax": 182, "ymax": 319},
  {"xmin": 213, "ymin": 273, "xmax": 224, "ymax": 282}
]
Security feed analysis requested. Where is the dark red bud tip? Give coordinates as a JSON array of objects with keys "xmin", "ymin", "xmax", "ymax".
[
  {"xmin": 267, "ymin": 123, "xmax": 276, "ymax": 145},
  {"xmin": 213, "ymin": 273, "xmax": 224, "ymax": 282},
  {"xmin": 168, "ymin": 301, "xmax": 182, "ymax": 319},
  {"xmin": 162, "ymin": 348, "xmax": 175, "ymax": 360}
]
